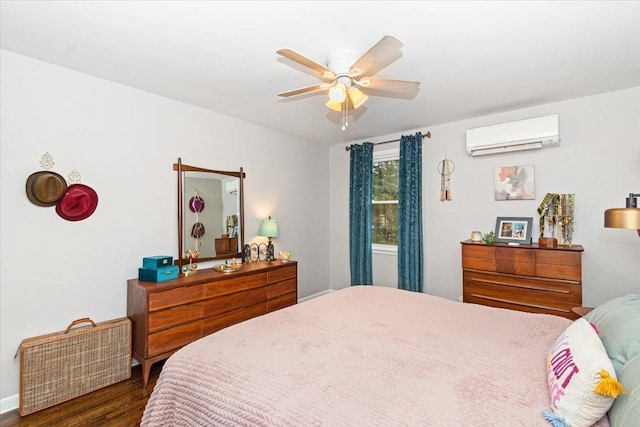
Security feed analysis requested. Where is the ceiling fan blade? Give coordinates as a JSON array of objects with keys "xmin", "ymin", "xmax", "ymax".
[
  {"xmin": 277, "ymin": 48, "xmax": 336, "ymax": 80},
  {"xmin": 278, "ymin": 83, "xmax": 330, "ymax": 98},
  {"xmin": 361, "ymin": 78, "xmax": 421, "ymax": 99},
  {"xmin": 350, "ymin": 35, "xmax": 404, "ymax": 77},
  {"xmin": 364, "ymin": 78, "xmax": 420, "ymax": 92}
]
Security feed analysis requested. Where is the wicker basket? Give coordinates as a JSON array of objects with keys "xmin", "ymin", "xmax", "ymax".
[{"xmin": 18, "ymin": 317, "xmax": 131, "ymax": 416}]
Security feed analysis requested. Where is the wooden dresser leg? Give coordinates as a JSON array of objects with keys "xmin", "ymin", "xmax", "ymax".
[{"xmin": 142, "ymin": 361, "xmax": 152, "ymax": 387}]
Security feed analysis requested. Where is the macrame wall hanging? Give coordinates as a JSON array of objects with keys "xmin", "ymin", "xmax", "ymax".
[{"xmin": 437, "ymin": 155, "xmax": 455, "ymax": 202}]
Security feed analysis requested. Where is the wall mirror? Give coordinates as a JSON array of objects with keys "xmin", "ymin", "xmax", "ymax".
[{"xmin": 174, "ymin": 158, "xmax": 245, "ymax": 271}]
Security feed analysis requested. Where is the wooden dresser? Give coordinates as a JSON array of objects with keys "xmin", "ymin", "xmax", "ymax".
[
  {"xmin": 461, "ymin": 241, "xmax": 583, "ymax": 320},
  {"xmin": 127, "ymin": 260, "xmax": 297, "ymax": 386}
]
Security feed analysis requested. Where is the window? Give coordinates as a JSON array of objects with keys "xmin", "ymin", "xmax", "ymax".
[{"xmin": 372, "ymin": 149, "xmax": 399, "ymax": 253}]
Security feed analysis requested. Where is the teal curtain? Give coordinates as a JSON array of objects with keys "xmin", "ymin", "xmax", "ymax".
[
  {"xmin": 398, "ymin": 133, "xmax": 424, "ymax": 292},
  {"xmin": 349, "ymin": 142, "xmax": 373, "ymax": 285}
]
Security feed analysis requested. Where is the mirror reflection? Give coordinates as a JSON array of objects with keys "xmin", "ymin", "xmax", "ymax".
[
  {"xmin": 174, "ymin": 159, "xmax": 245, "ymax": 270},
  {"xmin": 183, "ymin": 172, "xmax": 239, "ymax": 258}
]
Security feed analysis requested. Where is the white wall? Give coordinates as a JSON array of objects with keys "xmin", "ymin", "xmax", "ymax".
[
  {"xmin": 0, "ymin": 50, "xmax": 330, "ymax": 404},
  {"xmin": 330, "ymin": 87, "xmax": 640, "ymax": 303}
]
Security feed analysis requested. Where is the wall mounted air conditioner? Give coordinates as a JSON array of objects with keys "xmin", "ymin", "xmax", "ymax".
[
  {"xmin": 466, "ymin": 114, "xmax": 560, "ymax": 156},
  {"xmin": 225, "ymin": 179, "xmax": 238, "ymax": 195}
]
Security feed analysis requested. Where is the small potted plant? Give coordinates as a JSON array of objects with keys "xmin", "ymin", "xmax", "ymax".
[{"xmin": 483, "ymin": 231, "xmax": 496, "ymax": 244}]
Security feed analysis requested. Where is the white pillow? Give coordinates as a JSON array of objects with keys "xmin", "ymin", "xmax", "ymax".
[{"xmin": 543, "ymin": 318, "xmax": 625, "ymax": 427}]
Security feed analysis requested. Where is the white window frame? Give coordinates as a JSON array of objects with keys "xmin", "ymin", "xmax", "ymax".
[{"xmin": 372, "ymin": 148, "xmax": 399, "ymax": 255}]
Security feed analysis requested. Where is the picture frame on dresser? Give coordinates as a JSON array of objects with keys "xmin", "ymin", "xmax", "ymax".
[{"xmin": 494, "ymin": 216, "xmax": 533, "ymax": 243}]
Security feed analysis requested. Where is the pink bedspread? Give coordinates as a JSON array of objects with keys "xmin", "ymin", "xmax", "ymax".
[{"xmin": 141, "ymin": 286, "xmax": 609, "ymax": 426}]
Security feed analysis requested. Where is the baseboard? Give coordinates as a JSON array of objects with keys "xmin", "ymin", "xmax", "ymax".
[
  {"xmin": 298, "ymin": 289, "xmax": 334, "ymax": 303},
  {"xmin": 1, "ymin": 394, "xmax": 19, "ymax": 414}
]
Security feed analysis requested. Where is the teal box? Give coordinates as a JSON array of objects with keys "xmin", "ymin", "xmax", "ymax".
[
  {"xmin": 138, "ymin": 265, "xmax": 179, "ymax": 283},
  {"xmin": 142, "ymin": 255, "xmax": 173, "ymax": 269}
]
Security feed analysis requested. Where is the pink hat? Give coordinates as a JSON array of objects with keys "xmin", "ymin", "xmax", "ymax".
[
  {"xmin": 189, "ymin": 195, "xmax": 205, "ymax": 213},
  {"xmin": 55, "ymin": 184, "xmax": 98, "ymax": 221}
]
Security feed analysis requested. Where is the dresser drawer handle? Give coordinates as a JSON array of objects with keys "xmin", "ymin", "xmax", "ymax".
[
  {"xmin": 470, "ymin": 294, "xmax": 570, "ymax": 313},
  {"xmin": 469, "ymin": 278, "xmax": 570, "ymax": 294}
]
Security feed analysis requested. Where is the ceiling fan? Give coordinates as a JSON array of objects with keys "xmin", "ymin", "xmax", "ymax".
[{"xmin": 277, "ymin": 35, "xmax": 420, "ymax": 130}]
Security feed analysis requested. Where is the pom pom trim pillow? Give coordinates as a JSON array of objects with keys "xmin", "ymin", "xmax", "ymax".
[{"xmin": 542, "ymin": 318, "xmax": 625, "ymax": 427}]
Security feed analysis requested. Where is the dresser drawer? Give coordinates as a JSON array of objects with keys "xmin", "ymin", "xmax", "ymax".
[
  {"xmin": 147, "ymin": 320, "xmax": 202, "ymax": 356},
  {"xmin": 461, "ymin": 245, "xmax": 496, "ymax": 271},
  {"xmin": 202, "ymin": 302, "xmax": 267, "ymax": 336},
  {"xmin": 463, "ymin": 270, "xmax": 581, "ymax": 318},
  {"xmin": 149, "ymin": 286, "xmax": 203, "ymax": 311},
  {"xmin": 535, "ymin": 250, "xmax": 581, "ymax": 280},
  {"xmin": 203, "ymin": 273, "xmax": 267, "ymax": 298},
  {"xmin": 267, "ymin": 292, "xmax": 297, "ymax": 312},
  {"xmin": 148, "ymin": 302, "xmax": 204, "ymax": 332},
  {"xmin": 267, "ymin": 264, "xmax": 297, "ymax": 283},
  {"xmin": 495, "ymin": 247, "xmax": 535, "ymax": 276},
  {"xmin": 203, "ymin": 287, "xmax": 268, "ymax": 317},
  {"xmin": 267, "ymin": 278, "xmax": 297, "ymax": 299}
]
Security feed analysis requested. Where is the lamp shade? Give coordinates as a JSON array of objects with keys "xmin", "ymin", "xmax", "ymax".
[
  {"xmin": 604, "ymin": 208, "xmax": 640, "ymax": 229},
  {"xmin": 348, "ymin": 87, "xmax": 368, "ymax": 109},
  {"xmin": 258, "ymin": 217, "xmax": 279, "ymax": 238},
  {"xmin": 325, "ymin": 99, "xmax": 343, "ymax": 112}
]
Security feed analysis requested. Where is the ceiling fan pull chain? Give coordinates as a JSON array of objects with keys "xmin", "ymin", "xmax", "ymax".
[{"xmin": 342, "ymin": 100, "xmax": 349, "ymax": 131}]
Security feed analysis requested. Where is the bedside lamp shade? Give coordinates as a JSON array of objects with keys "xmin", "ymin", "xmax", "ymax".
[
  {"xmin": 258, "ymin": 216, "xmax": 279, "ymax": 261},
  {"xmin": 604, "ymin": 192, "xmax": 640, "ymax": 237},
  {"xmin": 258, "ymin": 216, "xmax": 279, "ymax": 238}
]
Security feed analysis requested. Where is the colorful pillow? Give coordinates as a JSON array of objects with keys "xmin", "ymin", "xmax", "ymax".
[
  {"xmin": 583, "ymin": 294, "xmax": 640, "ymax": 373},
  {"xmin": 542, "ymin": 318, "xmax": 625, "ymax": 427},
  {"xmin": 608, "ymin": 354, "xmax": 640, "ymax": 426}
]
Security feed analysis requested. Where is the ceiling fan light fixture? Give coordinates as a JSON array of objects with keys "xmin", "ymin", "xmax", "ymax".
[
  {"xmin": 348, "ymin": 86, "xmax": 368, "ymax": 109},
  {"xmin": 325, "ymin": 99, "xmax": 343, "ymax": 112},
  {"xmin": 328, "ymin": 82, "xmax": 347, "ymax": 102}
]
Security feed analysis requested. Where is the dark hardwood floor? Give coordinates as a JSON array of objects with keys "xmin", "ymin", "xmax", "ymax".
[{"xmin": 0, "ymin": 362, "xmax": 163, "ymax": 427}]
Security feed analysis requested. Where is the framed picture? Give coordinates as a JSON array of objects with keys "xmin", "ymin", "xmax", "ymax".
[
  {"xmin": 258, "ymin": 243, "xmax": 268, "ymax": 261},
  {"xmin": 494, "ymin": 217, "xmax": 533, "ymax": 244},
  {"xmin": 494, "ymin": 165, "xmax": 535, "ymax": 200}
]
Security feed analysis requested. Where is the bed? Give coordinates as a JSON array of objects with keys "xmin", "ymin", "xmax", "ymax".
[{"xmin": 141, "ymin": 286, "xmax": 631, "ymax": 426}]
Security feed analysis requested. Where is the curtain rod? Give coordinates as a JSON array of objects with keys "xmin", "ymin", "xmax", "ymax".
[{"xmin": 344, "ymin": 131, "xmax": 431, "ymax": 151}]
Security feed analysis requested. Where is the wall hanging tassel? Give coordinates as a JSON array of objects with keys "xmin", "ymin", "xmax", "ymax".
[{"xmin": 437, "ymin": 155, "xmax": 455, "ymax": 202}]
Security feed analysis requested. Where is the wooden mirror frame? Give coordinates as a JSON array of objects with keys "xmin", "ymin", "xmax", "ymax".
[{"xmin": 174, "ymin": 158, "xmax": 245, "ymax": 271}]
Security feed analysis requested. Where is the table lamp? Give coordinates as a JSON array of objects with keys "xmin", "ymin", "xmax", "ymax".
[{"xmin": 258, "ymin": 216, "xmax": 279, "ymax": 261}]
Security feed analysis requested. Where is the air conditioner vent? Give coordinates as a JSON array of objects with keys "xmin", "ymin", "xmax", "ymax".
[
  {"xmin": 225, "ymin": 180, "xmax": 238, "ymax": 195},
  {"xmin": 466, "ymin": 114, "xmax": 560, "ymax": 157}
]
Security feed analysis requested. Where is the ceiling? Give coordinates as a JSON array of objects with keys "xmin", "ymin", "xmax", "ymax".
[{"xmin": 1, "ymin": 1, "xmax": 639, "ymax": 145}]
